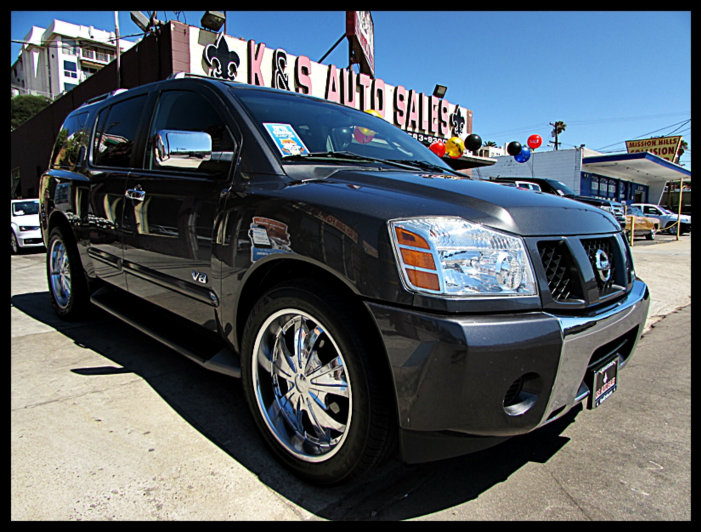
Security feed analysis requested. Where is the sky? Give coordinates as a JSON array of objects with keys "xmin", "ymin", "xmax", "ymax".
[{"xmin": 11, "ymin": 10, "xmax": 692, "ymax": 170}]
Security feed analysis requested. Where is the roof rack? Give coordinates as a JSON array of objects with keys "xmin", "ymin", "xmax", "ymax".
[
  {"xmin": 167, "ymin": 72, "xmax": 215, "ymax": 80},
  {"xmin": 167, "ymin": 72, "xmax": 242, "ymax": 84},
  {"xmin": 80, "ymin": 88, "xmax": 129, "ymax": 107}
]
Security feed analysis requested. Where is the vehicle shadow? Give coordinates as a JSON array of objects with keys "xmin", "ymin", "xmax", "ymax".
[{"xmin": 12, "ymin": 291, "xmax": 580, "ymax": 520}]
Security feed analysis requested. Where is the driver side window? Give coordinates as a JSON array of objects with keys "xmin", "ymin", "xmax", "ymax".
[{"xmin": 146, "ymin": 89, "xmax": 236, "ymax": 175}]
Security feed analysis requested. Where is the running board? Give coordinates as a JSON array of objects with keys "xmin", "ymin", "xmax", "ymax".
[{"xmin": 90, "ymin": 288, "xmax": 241, "ymax": 378}]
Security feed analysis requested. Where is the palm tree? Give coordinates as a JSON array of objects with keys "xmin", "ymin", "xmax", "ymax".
[
  {"xmin": 549, "ymin": 121, "xmax": 567, "ymax": 150},
  {"xmin": 676, "ymin": 140, "xmax": 688, "ymax": 164}
]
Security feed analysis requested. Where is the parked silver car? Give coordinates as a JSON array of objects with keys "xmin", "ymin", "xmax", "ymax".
[
  {"xmin": 11, "ymin": 199, "xmax": 44, "ymax": 254},
  {"xmin": 632, "ymin": 203, "xmax": 691, "ymax": 234}
]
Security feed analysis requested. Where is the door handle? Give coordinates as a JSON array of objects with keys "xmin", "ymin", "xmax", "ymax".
[{"xmin": 125, "ymin": 187, "xmax": 145, "ymax": 202}]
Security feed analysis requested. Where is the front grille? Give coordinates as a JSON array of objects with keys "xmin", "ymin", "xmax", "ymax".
[
  {"xmin": 535, "ymin": 234, "xmax": 629, "ymax": 308},
  {"xmin": 538, "ymin": 241, "xmax": 582, "ymax": 302},
  {"xmin": 581, "ymin": 237, "xmax": 618, "ymax": 296}
]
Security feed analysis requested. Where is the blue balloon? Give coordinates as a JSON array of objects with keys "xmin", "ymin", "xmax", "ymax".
[{"xmin": 514, "ymin": 145, "xmax": 531, "ymax": 163}]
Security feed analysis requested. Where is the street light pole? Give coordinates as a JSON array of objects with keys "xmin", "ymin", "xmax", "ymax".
[
  {"xmin": 114, "ymin": 11, "xmax": 121, "ymax": 89},
  {"xmin": 676, "ymin": 177, "xmax": 683, "ymax": 241}
]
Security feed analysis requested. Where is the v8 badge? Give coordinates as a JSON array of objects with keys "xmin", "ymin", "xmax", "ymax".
[{"xmin": 192, "ymin": 270, "xmax": 208, "ymax": 284}]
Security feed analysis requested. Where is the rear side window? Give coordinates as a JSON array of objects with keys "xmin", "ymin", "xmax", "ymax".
[
  {"xmin": 93, "ymin": 95, "xmax": 147, "ymax": 168},
  {"xmin": 51, "ymin": 111, "xmax": 89, "ymax": 170}
]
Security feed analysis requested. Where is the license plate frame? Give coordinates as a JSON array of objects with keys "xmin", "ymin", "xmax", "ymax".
[{"xmin": 588, "ymin": 356, "xmax": 619, "ymax": 409}]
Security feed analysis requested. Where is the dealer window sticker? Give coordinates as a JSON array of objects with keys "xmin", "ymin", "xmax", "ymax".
[
  {"xmin": 248, "ymin": 216, "xmax": 292, "ymax": 263},
  {"xmin": 263, "ymin": 123, "xmax": 310, "ymax": 157}
]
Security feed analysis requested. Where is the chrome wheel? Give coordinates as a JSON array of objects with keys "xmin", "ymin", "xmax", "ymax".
[
  {"xmin": 251, "ymin": 308, "xmax": 352, "ymax": 463},
  {"xmin": 48, "ymin": 238, "xmax": 72, "ymax": 310}
]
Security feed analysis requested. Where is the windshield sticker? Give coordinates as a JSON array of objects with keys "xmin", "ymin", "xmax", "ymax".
[{"xmin": 263, "ymin": 123, "xmax": 310, "ymax": 157}]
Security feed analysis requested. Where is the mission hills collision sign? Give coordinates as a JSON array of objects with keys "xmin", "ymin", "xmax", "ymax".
[{"xmin": 625, "ymin": 136, "xmax": 683, "ymax": 163}]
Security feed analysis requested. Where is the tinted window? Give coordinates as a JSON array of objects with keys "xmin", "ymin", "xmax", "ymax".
[
  {"xmin": 51, "ymin": 111, "xmax": 89, "ymax": 170},
  {"xmin": 93, "ymin": 95, "xmax": 147, "ymax": 168},
  {"xmin": 145, "ymin": 90, "xmax": 235, "ymax": 175}
]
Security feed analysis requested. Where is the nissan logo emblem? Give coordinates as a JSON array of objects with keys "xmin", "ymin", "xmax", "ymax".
[{"xmin": 595, "ymin": 249, "xmax": 612, "ymax": 282}]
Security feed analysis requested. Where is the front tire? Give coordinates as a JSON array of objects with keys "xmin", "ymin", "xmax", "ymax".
[
  {"xmin": 46, "ymin": 226, "xmax": 90, "ymax": 319},
  {"xmin": 241, "ymin": 281, "xmax": 395, "ymax": 485},
  {"xmin": 10, "ymin": 231, "xmax": 20, "ymax": 255}
]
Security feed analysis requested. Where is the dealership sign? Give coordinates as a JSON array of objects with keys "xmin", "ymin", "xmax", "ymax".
[
  {"xmin": 625, "ymin": 136, "xmax": 682, "ymax": 163},
  {"xmin": 346, "ymin": 11, "xmax": 374, "ymax": 78},
  {"xmin": 193, "ymin": 29, "xmax": 473, "ymax": 145}
]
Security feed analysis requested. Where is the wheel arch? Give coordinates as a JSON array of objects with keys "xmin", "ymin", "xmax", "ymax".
[
  {"xmin": 46, "ymin": 209, "xmax": 75, "ymax": 245},
  {"xmin": 233, "ymin": 255, "xmax": 398, "ymax": 416}
]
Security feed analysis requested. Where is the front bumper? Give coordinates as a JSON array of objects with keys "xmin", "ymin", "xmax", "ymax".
[
  {"xmin": 14, "ymin": 228, "xmax": 44, "ymax": 249},
  {"xmin": 366, "ymin": 279, "xmax": 650, "ymax": 463}
]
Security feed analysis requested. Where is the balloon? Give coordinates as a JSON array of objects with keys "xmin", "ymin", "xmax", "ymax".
[
  {"xmin": 527, "ymin": 134, "xmax": 542, "ymax": 150},
  {"xmin": 507, "ymin": 141, "xmax": 522, "ymax": 156},
  {"xmin": 464, "ymin": 133, "xmax": 482, "ymax": 152},
  {"xmin": 429, "ymin": 141, "xmax": 446, "ymax": 157},
  {"xmin": 353, "ymin": 126, "xmax": 375, "ymax": 144},
  {"xmin": 514, "ymin": 145, "xmax": 531, "ymax": 163},
  {"xmin": 365, "ymin": 109, "xmax": 382, "ymax": 118},
  {"xmin": 445, "ymin": 136, "xmax": 465, "ymax": 158}
]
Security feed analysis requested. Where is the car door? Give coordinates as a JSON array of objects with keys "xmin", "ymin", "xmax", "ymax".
[
  {"xmin": 121, "ymin": 86, "xmax": 238, "ymax": 330},
  {"xmin": 86, "ymin": 92, "xmax": 150, "ymax": 290}
]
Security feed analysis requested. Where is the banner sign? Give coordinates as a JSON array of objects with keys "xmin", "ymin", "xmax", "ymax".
[
  {"xmin": 346, "ymin": 11, "xmax": 375, "ymax": 78},
  {"xmin": 193, "ymin": 29, "xmax": 473, "ymax": 146},
  {"xmin": 625, "ymin": 136, "xmax": 682, "ymax": 163}
]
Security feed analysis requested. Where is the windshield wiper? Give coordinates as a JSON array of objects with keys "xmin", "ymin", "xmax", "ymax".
[
  {"xmin": 391, "ymin": 159, "xmax": 461, "ymax": 176},
  {"xmin": 282, "ymin": 151, "xmax": 419, "ymax": 170}
]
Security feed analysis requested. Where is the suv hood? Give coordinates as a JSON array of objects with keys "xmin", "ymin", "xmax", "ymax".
[
  {"xmin": 11, "ymin": 213, "xmax": 40, "ymax": 227},
  {"xmin": 296, "ymin": 169, "xmax": 621, "ymax": 237}
]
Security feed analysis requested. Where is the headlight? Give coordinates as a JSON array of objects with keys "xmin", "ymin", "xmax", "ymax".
[
  {"xmin": 19, "ymin": 226, "xmax": 39, "ymax": 232},
  {"xmin": 388, "ymin": 217, "xmax": 537, "ymax": 297}
]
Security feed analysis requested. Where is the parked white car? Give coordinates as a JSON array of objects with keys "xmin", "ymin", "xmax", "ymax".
[
  {"xmin": 631, "ymin": 203, "xmax": 691, "ymax": 234},
  {"xmin": 11, "ymin": 199, "xmax": 44, "ymax": 254}
]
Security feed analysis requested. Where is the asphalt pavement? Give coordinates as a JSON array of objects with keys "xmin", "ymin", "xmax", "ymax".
[{"xmin": 10, "ymin": 233, "xmax": 691, "ymax": 520}]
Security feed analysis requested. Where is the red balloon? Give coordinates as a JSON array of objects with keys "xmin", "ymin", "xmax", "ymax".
[
  {"xmin": 527, "ymin": 134, "xmax": 542, "ymax": 150},
  {"xmin": 429, "ymin": 141, "xmax": 446, "ymax": 157}
]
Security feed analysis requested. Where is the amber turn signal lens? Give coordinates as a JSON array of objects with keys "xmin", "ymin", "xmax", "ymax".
[
  {"xmin": 400, "ymin": 248, "xmax": 436, "ymax": 270},
  {"xmin": 407, "ymin": 269, "xmax": 440, "ymax": 291},
  {"xmin": 394, "ymin": 227, "xmax": 430, "ymax": 249}
]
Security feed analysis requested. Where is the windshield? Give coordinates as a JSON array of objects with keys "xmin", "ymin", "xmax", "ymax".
[
  {"xmin": 231, "ymin": 88, "xmax": 457, "ymax": 174},
  {"xmin": 546, "ymin": 179, "xmax": 577, "ymax": 196},
  {"xmin": 628, "ymin": 206, "xmax": 644, "ymax": 216},
  {"xmin": 12, "ymin": 200, "xmax": 39, "ymax": 216}
]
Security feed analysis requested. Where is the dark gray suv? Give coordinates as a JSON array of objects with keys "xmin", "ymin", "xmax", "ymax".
[{"xmin": 39, "ymin": 75, "xmax": 650, "ymax": 484}]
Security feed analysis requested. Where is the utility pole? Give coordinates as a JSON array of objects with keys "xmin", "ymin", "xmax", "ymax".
[
  {"xmin": 549, "ymin": 121, "xmax": 564, "ymax": 150},
  {"xmin": 114, "ymin": 11, "xmax": 121, "ymax": 89}
]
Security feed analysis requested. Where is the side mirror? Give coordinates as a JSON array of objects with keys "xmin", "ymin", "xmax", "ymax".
[{"xmin": 153, "ymin": 129, "xmax": 212, "ymax": 170}]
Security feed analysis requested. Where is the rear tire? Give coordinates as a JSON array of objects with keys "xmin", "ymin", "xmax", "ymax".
[
  {"xmin": 241, "ymin": 280, "xmax": 396, "ymax": 485},
  {"xmin": 46, "ymin": 226, "xmax": 90, "ymax": 319}
]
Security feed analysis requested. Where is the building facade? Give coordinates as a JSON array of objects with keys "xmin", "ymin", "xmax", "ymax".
[
  {"xmin": 11, "ymin": 19, "xmax": 135, "ymax": 100},
  {"xmin": 11, "ymin": 20, "xmax": 489, "ymax": 199},
  {"xmin": 472, "ymin": 147, "xmax": 690, "ymax": 206}
]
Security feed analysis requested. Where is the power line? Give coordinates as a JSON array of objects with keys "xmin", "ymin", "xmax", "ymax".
[{"xmin": 594, "ymin": 119, "xmax": 691, "ymax": 151}]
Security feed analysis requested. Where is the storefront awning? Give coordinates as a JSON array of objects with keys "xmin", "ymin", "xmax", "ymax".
[{"xmin": 582, "ymin": 151, "xmax": 690, "ymax": 185}]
